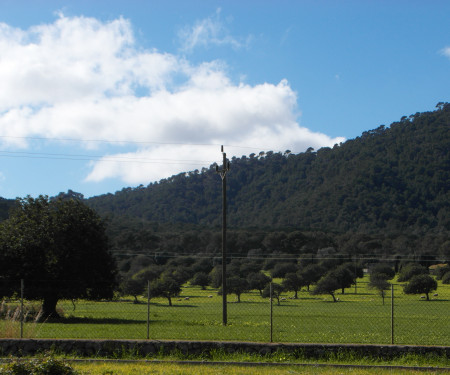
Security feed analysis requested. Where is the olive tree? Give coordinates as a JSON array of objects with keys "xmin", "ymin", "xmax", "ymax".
[{"xmin": 403, "ymin": 274, "xmax": 437, "ymax": 301}]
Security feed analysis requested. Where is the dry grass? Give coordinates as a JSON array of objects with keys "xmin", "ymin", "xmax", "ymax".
[{"xmin": 0, "ymin": 299, "xmax": 42, "ymax": 338}]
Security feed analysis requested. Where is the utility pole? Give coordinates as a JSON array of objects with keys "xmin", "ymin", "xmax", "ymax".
[{"xmin": 216, "ymin": 145, "xmax": 230, "ymax": 326}]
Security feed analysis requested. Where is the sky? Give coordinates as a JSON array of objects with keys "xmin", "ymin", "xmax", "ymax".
[{"xmin": 0, "ymin": 0, "xmax": 449, "ymax": 199}]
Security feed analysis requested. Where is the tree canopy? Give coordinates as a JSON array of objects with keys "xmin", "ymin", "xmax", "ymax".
[
  {"xmin": 0, "ymin": 196, "xmax": 117, "ymax": 320},
  {"xmin": 403, "ymin": 274, "xmax": 437, "ymax": 301}
]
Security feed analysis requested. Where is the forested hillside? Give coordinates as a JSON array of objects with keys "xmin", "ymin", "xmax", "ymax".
[
  {"xmin": 0, "ymin": 104, "xmax": 449, "ymax": 263},
  {"xmin": 87, "ymin": 103, "xmax": 449, "ymax": 235}
]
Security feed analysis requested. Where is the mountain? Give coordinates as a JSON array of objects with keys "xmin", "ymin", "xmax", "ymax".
[{"xmin": 86, "ymin": 103, "xmax": 449, "ymax": 236}]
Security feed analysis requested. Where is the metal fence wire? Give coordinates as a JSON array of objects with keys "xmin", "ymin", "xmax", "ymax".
[{"xmin": 1, "ymin": 280, "xmax": 449, "ymax": 346}]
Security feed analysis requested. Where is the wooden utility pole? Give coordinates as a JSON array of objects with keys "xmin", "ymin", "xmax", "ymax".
[{"xmin": 216, "ymin": 145, "xmax": 230, "ymax": 326}]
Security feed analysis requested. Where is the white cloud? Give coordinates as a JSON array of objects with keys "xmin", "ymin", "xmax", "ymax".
[
  {"xmin": 440, "ymin": 46, "xmax": 450, "ymax": 59},
  {"xmin": 0, "ymin": 14, "xmax": 345, "ymax": 186},
  {"xmin": 178, "ymin": 8, "xmax": 250, "ymax": 52}
]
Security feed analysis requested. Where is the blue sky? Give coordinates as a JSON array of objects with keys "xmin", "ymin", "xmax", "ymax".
[{"xmin": 0, "ymin": 0, "xmax": 449, "ymax": 199}]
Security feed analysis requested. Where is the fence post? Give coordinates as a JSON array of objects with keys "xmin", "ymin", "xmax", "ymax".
[
  {"xmin": 20, "ymin": 279, "xmax": 24, "ymax": 339},
  {"xmin": 147, "ymin": 280, "xmax": 150, "ymax": 340},
  {"xmin": 391, "ymin": 283, "xmax": 394, "ymax": 345},
  {"xmin": 270, "ymin": 282, "xmax": 273, "ymax": 343}
]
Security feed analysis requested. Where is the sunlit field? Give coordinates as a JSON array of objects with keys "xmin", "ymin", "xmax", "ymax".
[{"xmin": 2, "ymin": 279, "xmax": 449, "ymax": 346}]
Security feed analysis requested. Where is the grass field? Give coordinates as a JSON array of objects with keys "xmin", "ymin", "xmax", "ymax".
[
  {"xmin": 68, "ymin": 361, "xmax": 448, "ymax": 375},
  {"xmin": 1, "ymin": 279, "xmax": 449, "ymax": 346}
]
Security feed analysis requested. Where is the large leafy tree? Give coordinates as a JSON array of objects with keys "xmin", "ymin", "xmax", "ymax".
[
  {"xmin": 0, "ymin": 196, "xmax": 117, "ymax": 320},
  {"xmin": 247, "ymin": 272, "xmax": 271, "ymax": 296},
  {"xmin": 148, "ymin": 275, "xmax": 182, "ymax": 306},
  {"xmin": 312, "ymin": 273, "xmax": 341, "ymax": 302},
  {"xmin": 298, "ymin": 264, "xmax": 324, "ymax": 291},
  {"xmin": 219, "ymin": 276, "xmax": 249, "ymax": 303},
  {"xmin": 403, "ymin": 274, "xmax": 437, "ymax": 301},
  {"xmin": 281, "ymin": 272, "xmax": 304, "ymax": 299}
]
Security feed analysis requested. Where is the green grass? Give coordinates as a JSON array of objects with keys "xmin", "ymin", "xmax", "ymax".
[
  {"xmin": 2, "ymin": 279, "xmax": 449, "ymax": 346},
  {"xmin": 68, "ymin": 361, "xmax": 448, "ymax": 375},
  {"xmin": 2, "ymin": 350, "xmax": 448, "ymax": 375}
]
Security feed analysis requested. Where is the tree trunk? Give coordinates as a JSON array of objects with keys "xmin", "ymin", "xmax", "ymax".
[
  {"xmin": 168, "ymin": 296, "xmax": 172, "ymax": 306},
  {"xmin": 37, "ymin": 296, "xmax": 60, "ymax": 321},
  {"xmin": 294, "ymin": 290, "xmax": 298, "ymax": 299},
  {"xmin": 330, "ymin": 293, "xmax": 337, "ymax": 302}
]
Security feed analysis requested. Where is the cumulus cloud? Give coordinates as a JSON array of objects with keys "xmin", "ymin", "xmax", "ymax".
[{"xmin": 0, "ymin": 14, "xmax": 344, "ymax": 186}]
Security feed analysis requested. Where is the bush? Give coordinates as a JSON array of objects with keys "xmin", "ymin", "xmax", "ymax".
[
  {"xmin": 0, "ymin": 357, "xmax": 77, "ymax": 375},
  {"xmin": 442, "ymin": 271, "xmax": 450, "ymax": 284}
]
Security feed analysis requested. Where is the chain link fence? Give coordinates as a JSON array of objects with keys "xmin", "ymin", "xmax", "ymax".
[{"xmin": 1, "ymin": 280, "xmax": 449, "ymax": 346}]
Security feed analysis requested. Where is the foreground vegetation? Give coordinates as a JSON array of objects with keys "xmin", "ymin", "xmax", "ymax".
[{"xmin": 1, "ymin": 349, "xmax": 449, "ymax": 375}]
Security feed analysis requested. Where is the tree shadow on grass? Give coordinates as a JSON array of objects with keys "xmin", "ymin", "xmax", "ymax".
[
  {"xmin": 56, "ymin": 316, "xmax": 147, "ymax": 324},
  {"xmin": 150, "ymin": 303, "xmax": 198, "ymax": 308}
]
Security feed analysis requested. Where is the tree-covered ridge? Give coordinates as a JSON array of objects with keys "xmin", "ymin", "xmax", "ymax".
[{"xmin": 87, "ymin": 103, "xmax": 449, "ymax": 234}]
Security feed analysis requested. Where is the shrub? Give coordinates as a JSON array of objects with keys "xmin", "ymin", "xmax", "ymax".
[{"xmin": 0, "ymin": 357, "xmax": 77, "ymax": 374}]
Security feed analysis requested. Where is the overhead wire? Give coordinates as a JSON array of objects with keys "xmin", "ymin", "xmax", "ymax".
[
  {"xmin": 0, "ymin": 149, "xmax": 215, "ymax": 165},
  {"xmin": 0, "ymin": 134, "xmax": 293, "ymax": 157}
]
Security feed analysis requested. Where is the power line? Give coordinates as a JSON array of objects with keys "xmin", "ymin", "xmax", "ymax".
[
  {"xmin": 0, "ymin": 150, "xmax": 215, "ymax": 165},
  {"xmin": 0, "ymin": 135, "xmax": 276, "ymax": 151}
]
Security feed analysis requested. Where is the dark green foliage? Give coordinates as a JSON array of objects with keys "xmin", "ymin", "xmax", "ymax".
[
  {"xmin": 148, "ymin": 276, "xmax": 182, "ymax": 306},
  {"xmin": 247, "ymin": 272, "xmax": 271, "ymax": 295},
  {"xmin": 190, "ymin": 272, "xmax": 210, "ymax": 290},
  {"xmin": 270, "ymin": 262, "xmax": 298, "ymax": 278},
  {"xmin": 368, "ymin": 273, "xmax": 391, "ymax": 305},
  {"xmin": 330, "ymin": 264, "xmax": 356, "ymax": 294},
  {"xmin": 161, "ymin": 266, "xmax": 193, "ymax": 284},
  {"xmin": 298, "ymin": 264, "xmax": 325, "ymax": 291},
  {"xmin": 432, "ymin": 265, "xmax": 450, "ymax": 280},
  {"xmin": 262, "ymin": 282, "xmax": 284, "ymax": 305},
  {"xmin": 281, "ymin": 272, "xmax": 304, "ymax": 299},
  {"xmin": 119, "ymin": 277, "xmax": 145, "ymax": 303},
  {"xmin": 312, "ymin": 272, "xmax": 341, "ymax": 302},
  {"xmin": 403, "ymin": 274, "xmax": 437, "ymax": 300},
  {"xmin": 0, "ymin": 198, "xmax": 15, "ymax": 222},
  {"xmin": 442, "ymin": 271, "xmax": 450, "ymax": 284},
  {"xmin": 133, "ymin": 265, "xmax": 162, "ymax": 284},
  {"xmin": 371, "ymin": 264, "xmax": 396, "ymax": 279},
  {"xmin": 218, "ymin": 276, "xmax": 249, "ymax": 302},
  {"xmin": 0, "ymin": 356, "xmax": 77, "ymax": 375},
  {"xmin": 208, "ymin": 265, "xmax": 222, "ymax": 289},
  {"xmin": 0, "ymin": 196, "xmax": 117, "ymax": 320},
  {"xmin": 397, "ymin": 263, "xmax": 428, "ymax": 282}
]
